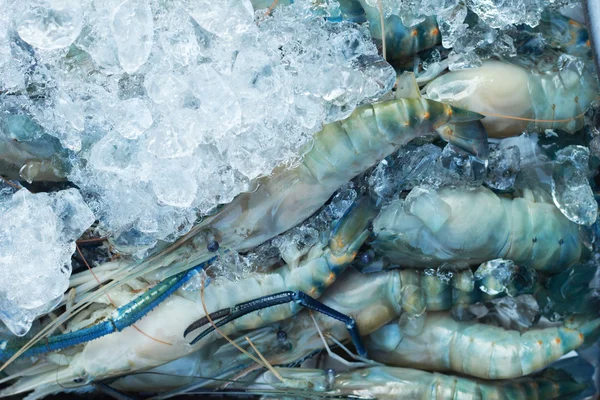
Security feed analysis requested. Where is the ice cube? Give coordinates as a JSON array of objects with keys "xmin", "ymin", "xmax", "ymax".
[
  {"xmin": 485, "ymin": 145, "xmax": 521, "ymax": 191},
  {"xmin": 111, "ymin": 0, "xmax": 154, "ymax": 74},
  {"xmin": 114, "ymin": 98, "xmax": 153, "ymax": 140},
  {"xmin": 326, "ymin": 183, "xmax": 357, "ymax": 219},
  {"xmin": 187, "ymin": 0, "xmax": 254, "ymax": 40},
  {"xmin": 475, "ymin": 259, "xmax": 517, "ymax": 295},
  {"xmin": 0, "ymin": 188, "xmax": 94, "ymax": 335},
  {"xmin": 16, "ymin": 0, "xmax": 83, "ymax": 50},
  {"xmin": 551, "ymin": 145, "xmax": 597, "ymax": 226}
]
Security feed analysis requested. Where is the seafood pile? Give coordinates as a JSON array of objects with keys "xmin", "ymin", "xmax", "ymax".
[{"xmin": 0, "ymin": 0, "xmax": 599, "ymax": 399}]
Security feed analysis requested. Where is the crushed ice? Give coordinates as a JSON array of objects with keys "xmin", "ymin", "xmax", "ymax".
[
  {"xmin": 1, "ymin": 0, "xmax": 395, "ymax": 257},
  {"xmin": 0, "ymin": 186, "xmax": 94, "ymax": 335}
]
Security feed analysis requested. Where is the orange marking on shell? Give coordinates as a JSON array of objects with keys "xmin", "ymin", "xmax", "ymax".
[
  {"xmin": 423, "ymin": 112, "xmax": 430, "ymax": 119},
  {"xmin": 579, "ymin": 333, "xmax": 585, "ymax": 340},
  {"xmin": 537, "ymin": 340, "xmax": 543, "ymax": 345},
  {"xmin": 411, "ymin": 29, "xmax": 418, "ymax": 37},
  {"xmin": 431, "ymin": 28, "xmax": 439, "ymax": 36},
  {"xmin": 587, "ymin": 40, "xmax": 591, "ymax": 47},
  {"xmin": 327, "ymin": 272, "xmax": 336, "ymax": 282},
  {"xmin": 555, "ymin": 338, "xmax": 561, "ymax": 344}
]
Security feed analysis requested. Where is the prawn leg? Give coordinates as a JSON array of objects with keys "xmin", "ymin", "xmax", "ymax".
[
  {"xmin": 0, "ymin": 257, "xmax": 216, "ymax": 361},
  {"xmin": 184, "ymin": 196, "xmax": 378, "ymax": 354},
  {"xmin": 185, "ymin": 290, "xmax": 366, "ymax": 356}
]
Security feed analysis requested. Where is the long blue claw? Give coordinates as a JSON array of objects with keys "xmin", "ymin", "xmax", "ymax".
[
  {"xmin": 0, "ymin": 257, "xmax": 217, "ymax": 361},
  {"xmin": 185, "ymin": 290, "xmax": 367, "ymax": 357}
]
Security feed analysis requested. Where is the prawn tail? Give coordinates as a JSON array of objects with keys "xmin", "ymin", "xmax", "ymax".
[{"xmin": 437, "ymin": 120, "xmax": 489, "ymax": 160}]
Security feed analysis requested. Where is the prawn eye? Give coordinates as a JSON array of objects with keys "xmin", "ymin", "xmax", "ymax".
[
  {"xmin": 360, "ymin": 252, "xmax": 372, "ymax": 264},
  {"xmin": 277, "ymin": 330, "xmax": 288, "ymax": 342},
  {"xmin": 72, "ymin": 377, "xmax": 85, "ymax": 384},
  {"xmin": 207, "ymin": 240, "xmax": 220, "ymax": 252}
]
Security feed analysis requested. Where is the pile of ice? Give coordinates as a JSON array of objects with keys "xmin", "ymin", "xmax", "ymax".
[
  {"xmin": 367, "ymin": 0, "xmax": 580, "ymax": 69},
  {"xmin": 0, "ymin": 187, "xmax": 94, "ymax": 336},
  {"xmin": 1, "ymin": 0, "xmax": 394, "ymax": 256}
]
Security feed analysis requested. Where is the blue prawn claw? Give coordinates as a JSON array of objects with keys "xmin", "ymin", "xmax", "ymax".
[{"xmin": 0, "ymin": 258, "xmax": 216, "ymax": 361}]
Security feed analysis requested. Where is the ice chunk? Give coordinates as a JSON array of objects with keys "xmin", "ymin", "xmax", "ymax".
[
  {"xmin": 152, "ymin": 164, "xmax": 198, "ymax": 208},
  {"xmin": 396, "ymin": 144, "xmax": 443, "ymax": 189},
  {"xmin": 368, "ymin": 159, "xmax": 395, "ymax": 202},
  {"xmin": 114, "ymin": 98, "xmax": 153, "ymax": 140},
  {"xmin": 488, "ymin": 295, "xmax": 540, "ymax": 330},
  {"xmin": 439, "ymin": 3, "xmax": 468, "ymax": 49},
  {"xmin": 146, "ymin": 109, "xmax": 205, "ymax": 159},
  {"xmin": 76, "ymin": 0, "xmax": 121, "ymax": 73},
  {"xmin": 111, "ymin": 0, "xmax": 154, "ymax": 74},
  {"xmin": 272, "ymin": 225, "xmax": 321, "ymax": 268},
  {"xmin": 189, "ymin": 65, "xmax": 242, "ymax": 137},
  {"xmin": 473, "ymin": 258, "xmax": 538, "ymax": 297},
  {"xmin": 16, "ymin": 0, "xmax": 83, "ymax": 50},
  {"xmin": 369, "ymin": 143, "xmax": 488, "ymax": 202},
  {"xmin": 187, "ymin": 0, "xmax": 254, "ymax": 40},
  {"xmin": 475, "ymin": 259, "xmax": 516, "ymax": 295},
  {"xmin": 590, "ymin": 135, "xmax": 600, "ymax": 159},
  {"xmin": 485, "ymin": 145, "xmax": 520, "ymax": 191},
  {"xmin": 326, "ymin": 183, "xmax": 357, "ymax": 219},
  {"xmin": 144, "ymin": 72, "xmax": 188, "ymax": 104},
  {"xmin": 468, "ymin": 0, "xmax": 546, "ymax": 29},
  {"xmin": 88, "ymin": 133, "xmax": 137, "ymax": 174},
  {"xmin": 439, "ymin": 143, "xmax": 486, "ymax": 185},
  {"xmin": 54, "ymin": 91, "xmax": 84, "ymax": 132},
  {"xmin": 499, "ymin": 133, "xmax": 547, "ymax": 169},
  {"xmin": 551, "ymin": 145, "xmax": 597, "ymax": 226},
  {"xmin": 0, "ymin": 188, "xmax": 94, "ymax": 335}
]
